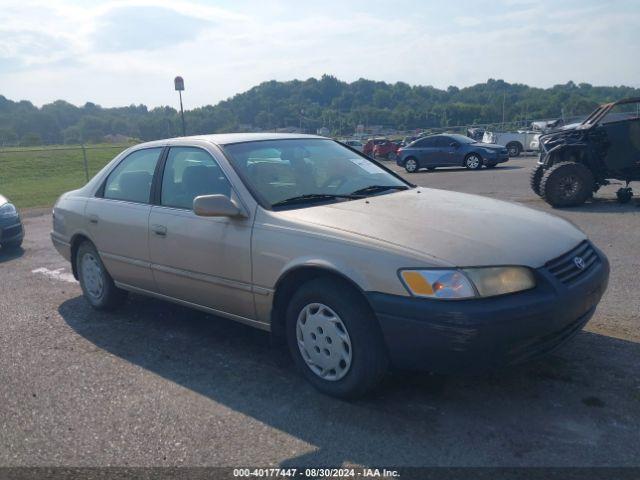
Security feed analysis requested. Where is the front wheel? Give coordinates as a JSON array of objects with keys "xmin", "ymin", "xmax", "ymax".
[
  {"xmin": 404, "ymin": 158, "xmax": 418, "ymax": 173},
  {"xmin": 286, "ymin": 278, "xmax": 388, "ymax": 399},
  {"xmin": 540, "ymin": 162, "xmax": 594, "ymax": 207},
  {"xmin": 77, "ymin": 242, "xmax": 127, "ymax": 310},
  {"xmin": 530, "ymin": 164, "xmax": 545, "ymax": 196},
  {"xmin": 464, "ymin": 154, "xmax": 483, "ymax": 170}
]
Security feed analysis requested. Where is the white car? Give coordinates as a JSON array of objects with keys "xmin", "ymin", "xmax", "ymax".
[{"xmin": 482, "ymin": 130, "xmax": 539, "ymax": 156}]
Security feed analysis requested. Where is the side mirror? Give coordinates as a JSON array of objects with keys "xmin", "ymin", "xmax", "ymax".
[{"xmin": 193, "ymin": 194, "xmax": 246, "ymax": 218}]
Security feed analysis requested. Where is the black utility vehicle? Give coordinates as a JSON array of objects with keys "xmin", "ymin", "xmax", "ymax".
[{"xmin": 531, "ymin": 98, "xmax": 640, "ymax": 207}]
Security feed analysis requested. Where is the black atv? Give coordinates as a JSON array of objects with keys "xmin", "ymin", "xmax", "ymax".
[{"xmin": 531, "ymin": 97, "xmax": 640, "ymax": 207}]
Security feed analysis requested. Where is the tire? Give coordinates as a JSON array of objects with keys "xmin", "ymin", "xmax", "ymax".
[
  {"xmin": 285, "ymin": 277, "xmax": 388, "ymax": 399},
  {"xmin": 464, "ymin": 153, "xmax": 483, "ymax": 170},
  {"xmin": 76, "ymin": 241, "xmax": 127, "ymax": 310},
  {"xmin": 404, "ymin": 157, "xmax": 418, "ymax": 173},
  {"xmin": 507, "ymin": 142, "xmax": 522, "ymax": 157},
  {"xmin": 530, "ymin": 164, "xmax": 545, "ymax": 196},
  {"xmin": 616, "ymin": 187, "xmax": 633, "ymax": 204},
  {"xmin": 540, "ymin": 162, "xmax": 594, "ymax": 208}
]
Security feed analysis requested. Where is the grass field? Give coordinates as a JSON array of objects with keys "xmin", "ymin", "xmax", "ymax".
[{"xmin": 0, "ymin": 144, "xmax": 132, "ymax": 208}]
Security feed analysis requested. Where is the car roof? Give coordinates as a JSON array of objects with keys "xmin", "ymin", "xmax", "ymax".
[{"xmin": 134, "ymin": 132, "xmax": 327, "ymax": 149}]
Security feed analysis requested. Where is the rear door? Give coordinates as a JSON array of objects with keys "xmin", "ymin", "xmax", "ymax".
[
  {"xmin": 85, "ymin": 147, "xmax": 163, "ymax": 291},
  {"xmin": 148, "ymin": 146, "xmax": 255, "ymax": 320},
  {"xmin": 414, "ymin": 137, "xmax": 439, "ymax": 166}
]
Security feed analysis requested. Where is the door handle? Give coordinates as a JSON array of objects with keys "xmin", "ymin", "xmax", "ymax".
[
  {"xmin": 88, "ymin": 214, "xmax": 99, "ymax": 224},
  {"xmin": 151, "ymin": 224, "xmax": 167, "ymax": 237}
]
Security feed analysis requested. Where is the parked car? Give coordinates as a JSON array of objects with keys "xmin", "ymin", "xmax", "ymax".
[
  {"xmin": 51, "ymin": 133, "xmax": 609, "ymax": 398},
  {"xmin": 531, "ymin": 97, "xmax": 640, "ymax": 207},
  {"xmin": 0, "ymin": 194, "xmax": 24, "ymax": 250},
  {"xmin": 372, "ymin": 139, "xmax": 399, "ymax": 160},
  {"xmin": 482, "ymin": 130, "xmax": 539, "ymax": 156},
  {"xmin": 397, "ymin": 134, "xmax": 509, "ymax": 173},
  {"xmin": 343, "ymin": 140, "xmax": 364, "ymax": 152},
  {"xmin": 466, "ymin": 127, "xmax": 486, "ymax": 141},
  {"xmin": 363, "ymin": 138, "xmax": 385, "ymax": 157}
]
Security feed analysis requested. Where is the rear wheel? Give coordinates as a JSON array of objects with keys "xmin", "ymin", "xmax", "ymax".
[
  {"xmin": 464, "ymin": 154, "xmax": 483, "ymax": 170},
  {"xmin": 404, "ymin": 157, "xmax": 418, "ymax": 173},
  {"xmin": 286, "ymin": 277, "xmax": 388, "ymax": 399},
  {"xmin": 507, "ymin": 142, "xmax": 522, "ymax": 157},
  {"xmin": 540, "ymin": 162, "xmax": 594, "ymax": 207},
  {"xmin": 530, "ymin": 164, "xmax": 545, "ymax": 196},
  {"xmin": 616, "ymin": 187, "xmax": 633, "ymax": 204},
  {"xmin": 77, "ymin": 241, "xmax": 127, "ymax": 310}
]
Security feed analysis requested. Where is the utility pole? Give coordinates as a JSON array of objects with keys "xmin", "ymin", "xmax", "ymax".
[
  {"xmin": 502, "ymin": 92, "xmax": 506, "ymax": 128},
  {"xmin": 174, "ymin": 76, "xmax": 186, "ymax": 136}
]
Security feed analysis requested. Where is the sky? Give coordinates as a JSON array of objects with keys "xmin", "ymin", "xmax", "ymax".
[{"xmin": 1, "ymin": 0, "xmax": 639, "ymax": 109}]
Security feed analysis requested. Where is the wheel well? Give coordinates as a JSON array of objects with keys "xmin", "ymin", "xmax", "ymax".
[
  {"xmin": 270, "ymin": 266, "xmax": 368, "ymax": 345},
  {"xmin": 404, "ymin": 155, "xmax": 417, "ymax": 164},
  {"xmin": 506, "ymin": 141, "xmax": 523, "ymax": 150},
  {"xmin": 70, "ymin": 234, "xmax": 92, "ymax": 280}
]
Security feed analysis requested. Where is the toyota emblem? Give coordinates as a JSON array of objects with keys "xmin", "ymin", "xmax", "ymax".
[{"xmin": 573, "ymin": 256, "xmax": 586, "ymax": 270}]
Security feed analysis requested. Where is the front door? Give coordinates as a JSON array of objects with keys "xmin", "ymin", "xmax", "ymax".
[
  {"xmin": 86, "ymin": 147, "xmax": 163, "ymax": 291},
  {"xmin": 148, "ymin": 146, "xmax": 255, "ymax": 320}
]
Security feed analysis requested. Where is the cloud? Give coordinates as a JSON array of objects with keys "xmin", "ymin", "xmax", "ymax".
[
  {"xmin": 91, "ymin": 6, "xmax": 211, "ymax": 52},
  {"xmin": 0, "ymin": 0, "xmax": 639, "ymax": 108}
]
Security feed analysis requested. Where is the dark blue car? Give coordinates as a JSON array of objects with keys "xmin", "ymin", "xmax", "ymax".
[
  {"xmin": 0, "ymin": 194, "xmax": 24, "ymax": 250},
  {"xmin": 396, "ymin": 134, "xmax": 509, "ymax": 173}
]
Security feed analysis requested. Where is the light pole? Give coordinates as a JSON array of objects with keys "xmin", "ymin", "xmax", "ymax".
[{"xmin": 174, "ymin": 76, "xmax": 186, "ymax": 136}]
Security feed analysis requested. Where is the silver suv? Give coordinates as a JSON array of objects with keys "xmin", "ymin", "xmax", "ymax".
[{"xmin": 52, "ymin": 133, "xmax": 609, "ymax": 398}]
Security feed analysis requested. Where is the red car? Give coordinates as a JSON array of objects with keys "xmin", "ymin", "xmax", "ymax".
[{"xmin": 364, "ymin": 139, "xmax": 399, "ymax": 159}]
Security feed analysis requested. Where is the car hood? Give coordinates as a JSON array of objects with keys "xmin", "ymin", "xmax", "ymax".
[{"xmin": 280, "ymin": 188, "xmax": 586, "ymax": 268}]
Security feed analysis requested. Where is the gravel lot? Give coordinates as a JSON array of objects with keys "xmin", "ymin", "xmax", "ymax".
[{"xmin": 1, "ymin": 155, "xmax": 639, "ymax": 467}]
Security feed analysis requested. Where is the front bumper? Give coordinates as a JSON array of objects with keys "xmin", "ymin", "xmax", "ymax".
[
  {"xmin": 0, "ymin": 216, "xmax": 24, "ymax": 245},
  {"xmin": 366, "ymin": 244, "xmax": 609, "ymax": 373}
]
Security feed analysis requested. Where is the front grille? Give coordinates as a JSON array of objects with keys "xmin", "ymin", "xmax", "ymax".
[{"xmin": 545, "ymin": 241, "xmax": 599, "ymax": 284}]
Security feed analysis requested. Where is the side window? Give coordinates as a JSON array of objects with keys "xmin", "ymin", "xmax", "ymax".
[
  {"xmin": 415, "ymin": 137, "xmax": 436, "ymax": 148},
  {"xmin": 435, "ymin": 136, "xmax": 450, "ymax": 147},
  {"xmin": 161, "ymin": 147, "xmax": 232, "ymax": 210},
  {"xmin": 104, "ymin": 148, "xmax": 162, "ymax": 203}
]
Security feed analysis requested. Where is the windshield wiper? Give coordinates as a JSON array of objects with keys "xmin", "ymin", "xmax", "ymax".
[
  {"xmin": 349, "ymin": 185, "xmax": 409, "ymax": 197},
  {"xmin": 271, "ymin": 193, "xmax": 362, "ymax": 208}
]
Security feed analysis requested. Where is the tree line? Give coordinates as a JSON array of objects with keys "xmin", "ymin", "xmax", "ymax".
[{"xmin": 1, "ymin": 76, "xmax": 638, "ymax": 147}]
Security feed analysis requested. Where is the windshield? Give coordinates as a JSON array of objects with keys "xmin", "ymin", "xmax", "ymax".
[
  {"xmin": 222, "ymin": 139, "xmax": 409, "ymax": 209},
  {"xmin": 448, "ymin": 134, "xmax": 476, "ymax": 144}
]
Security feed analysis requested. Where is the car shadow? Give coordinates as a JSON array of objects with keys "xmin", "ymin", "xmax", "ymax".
[
  {"xmin": 412, "ymin": 165, "xmax": 523, "ymax": 173},
  {"xmin": 0, "ymin": 245, "xmax": 24, "ymax": 263},
  {"xmin": 555, "ymin": 196, "xmax": 640, "ymax": 214},
  {"xmin": 59, "ymin": 295, "xmax": 640, "ymax": 466}
]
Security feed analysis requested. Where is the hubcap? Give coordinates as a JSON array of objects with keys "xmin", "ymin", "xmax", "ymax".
[
  {"xmin": 509, "ymin": 146, "xmax": 518, "ymax": 156},
  {"xmin": 81, "ymin": 253, "xmax": 104, "ymax": 300},
  {"xmin": 558, "ymin": 175, "xmax": 580, "ymax": 199},
  {"xmin": 296, "ymin": 303, "xmax": 352, "ymax": 381},
  {"xmin": 467, "ymin": 156, "xmax": 480, "ymax": 168},
  {"xmin": 406, "ymin": 159, "xmax": 417, "ymax": 172}
]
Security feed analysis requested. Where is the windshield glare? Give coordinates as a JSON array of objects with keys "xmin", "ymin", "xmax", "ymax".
[{"xmin": 223, "ymin": 139, "xmax": 408, "ymax": 208}]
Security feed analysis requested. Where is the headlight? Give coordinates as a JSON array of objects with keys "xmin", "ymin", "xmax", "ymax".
[
  {"xmin": 400, "ymin": 267, "xmax": 535, "ymax": 300},
  {"xmin": 0, "ymin": 203, "xmax": 18, "ymax": 218},
  {"xmin": 400, "ymin": 269, "xmax": 476, "ymax": 299}
]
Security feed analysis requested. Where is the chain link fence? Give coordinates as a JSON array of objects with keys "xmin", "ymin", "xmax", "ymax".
[{"xmin": 0, "ymin": 144, "xmax": 132, "ymax": 209}]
